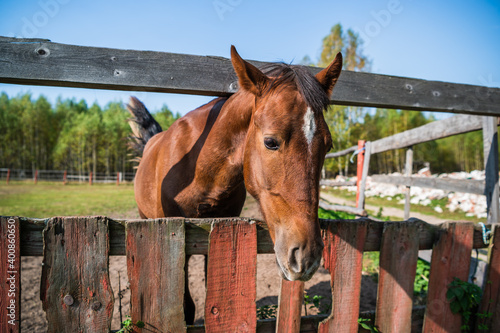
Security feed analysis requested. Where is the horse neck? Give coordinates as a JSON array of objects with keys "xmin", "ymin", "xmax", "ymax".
[{"xmin": 205, "ymin": 92, "xmax": 254, "ymax": 171}]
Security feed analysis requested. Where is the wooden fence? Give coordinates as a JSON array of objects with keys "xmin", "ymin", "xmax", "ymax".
[
  {"xmin": 1, "ymin": 216, "xmax": 500, "ymax": 332},
  {"xmin": 1, "ymin": 36, "xmax": 500, "ymax": 332},
  {"xmin": 323, "ymin": 113, "xmax": 499, "ymax": 223}
]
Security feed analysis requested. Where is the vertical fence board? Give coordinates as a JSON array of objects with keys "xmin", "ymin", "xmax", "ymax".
[
  {"xmin": 40, "ymin": 217, "xmax": 114, "ymax": 333},
  {"xmin": 276, "ymin": 280, "xmax": 304, "ymax": 333},
  {"xmin": 319, "ymin": 220, "xmax": 368, "ymax": 333},
  {"xmin": 205, "ymin": 219, "xmax": 257, "ymax": 333},
  {"xmin": 1, "ymin": 217, "xmax": 21, "ymax": 333},
  {"xmin": 423, "ymin": 222, "xmax": 474, "ymax": 333},
  {"xmin": 357, "ymin": 142, "xmax": 371, "ymax": 210},
  {"xmin": 375, "ymin": 221, "xmax": 420, "ymax": 332},
  {"xmin": 476, "ymin": 224, "xmax": 500, "ymax": 332},
  {"xmin": 356, "ymin": 140, "xmax": 366, "ymax": 208},
  {"xmin": 126, "ymin": 219, "xmax": 186, "ymax": 333}
]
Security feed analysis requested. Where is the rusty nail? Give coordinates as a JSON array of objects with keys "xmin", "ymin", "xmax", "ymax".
[
  {"xmin": 63, "ymin": 295, "xmax": 74, "ymax": 306},
  {"xmin": 92, "ymin": 301, "xmax": 101, "ymax": 311}
]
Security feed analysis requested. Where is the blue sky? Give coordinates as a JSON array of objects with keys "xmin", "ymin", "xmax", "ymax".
[{"xmin": 1, "ymin": 0, "xmax": 499, "ymax": 116}]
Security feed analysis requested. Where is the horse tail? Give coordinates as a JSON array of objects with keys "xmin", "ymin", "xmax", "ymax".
[{"xmin": 127, "ymin": 96, "xmax": 163, "ymax": 156}]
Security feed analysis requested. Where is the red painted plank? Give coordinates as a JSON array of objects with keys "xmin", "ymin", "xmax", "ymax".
[
  {"xmin": 375, "ymin": 221, "xmax": 420, "ymax": 332},
  {"xmin": 276, "ymin": 279, "xmax": 304, "ymax": 333},
  {"xmin": 126, "ymin": 219, "xmax": 186, "ymax": 333},
  {"xmin": 476, "ymin": 224, "xmax": 500, "ymax": 332},
  {"xmin": 423, "ymin": 222, "xmax": 474, "ymax": 333},
  {"xmin": 205, "ymin": 219, "xmax": 257, "ymax": 333},
  {"xmin": 0, "ymin": 217, "xmax": 21, "ymax": 333},
  {"xmin": 318, "ymin": 220, "xmax": 368, "ymax": 333},
  {"xmin": 40, "ymin": 217, "xmax": 114, "ymax": 333}
]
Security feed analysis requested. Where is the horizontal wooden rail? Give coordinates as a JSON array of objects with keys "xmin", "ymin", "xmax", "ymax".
[
  {"xmin": 325, "ymin": 146, "xmax": 357, "ymax": 159},
  {"xmin": 370, "ymin": 114, "xmax": 489, "ymax": 154},
  {"xmin": 320, "ymin": 179, "xmax": 356, "ymax": 187},
  {"xmin": 325, "ymin": 114, "xmax": 495, "ymax": 160},
  {"xmin": 16, "ymin": 216, "xmax": 489, "ymax": 258},
  {"xmin": 371, "ymin": 174, "xmax": 485, "ymax": 195},
  {"xmin": 1, "ymin": 36, "xmax": 500, "ymax": 116},
  {"xmin": 319, "ymin": 201, "xmax": 367, "ymax": 217}
]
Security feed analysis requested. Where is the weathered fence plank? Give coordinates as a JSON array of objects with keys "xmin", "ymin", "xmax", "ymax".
[
  {"xmin": 1, "ymin": 217, "xmax": 21, "ymax": 333},
  {"xmin": 357, "ymin": 142, "xmax": 371, "ymax": 210},
  {"xmin": 375, "ymin": 222, "xmax": 420, "ymax": 332},
  {"xmin": 476, "ymin": 224, "xmax": 500, "ymax": 332},
  {"xmin": 371, "ymin": 174, "xmax": 485, "ymax": 195},
  {"xmin": 483, "ymin": 116, "xmax": 500, "ymax": 224},
  {"xmin": 40, "ymin": 217, "xmax": 114, "ymax": 333},
  {"xmin": 370, "ymin": 114, "xmax": 485, "ymax": 154},
  {"xmin": 422, "ymin": 222, "xmax": 474, "ymax": 333},
  {"xmin": 319, "ymin": 220, "xmax": 368, "ymax": 333},
  {"xmin": 205, "ymin": 219, "xmax": 257, "ymax": 332},
  {"xmin": 2, "ymin": 36, "xmax": 500, "ymax": 116},
  {"xmin": 404, "ymin": 147, "xmax": 413, "ymax": 220},
  {"xmin": 276, "ymin": 280, "xmax": 304, "ymax": 333},
  {"xmin": 126, "ymin": 219, "xmax": 186, "ymax": 333},
  {"xmin": 318, "ymin": 201, "xmax": 367, "ymax": 217},
  {"xmin": 17, "ymin": 217, "xmax": 492, "ymax": 256}
]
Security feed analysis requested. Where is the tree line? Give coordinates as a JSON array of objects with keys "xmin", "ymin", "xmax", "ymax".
[
  {"xmin": 0, "ymin": 91, "xmax": 486, "ymax": 178},
  {"xmin": 0, "ymin": 93, "xmax": 179, "ymax": 176}
]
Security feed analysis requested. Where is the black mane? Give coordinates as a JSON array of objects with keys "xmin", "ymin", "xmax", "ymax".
[{"xmin": 260, "ymin": 63, "xmax": 330, "ymax": 113}]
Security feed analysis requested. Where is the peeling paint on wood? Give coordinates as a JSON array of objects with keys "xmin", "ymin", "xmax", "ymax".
[
  {"xmin": 126, "ymin": 218, "xmax": 186, "ymax": 333},
  {"xmin": 205, "ymin": 219, "xmax": 257, "ymax": 332},
  {"xmin": 40, "ymin": 216, "xmax": 114, "ymax": 332}
]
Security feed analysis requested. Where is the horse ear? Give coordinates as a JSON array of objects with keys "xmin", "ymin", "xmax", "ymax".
[
  {"xmin": 231, "ymin": 45, "xmax": 269, "ymax": 96},
  {"xmin": 316, "ymin": 52, "xmax": 343, "ymax": 97}
]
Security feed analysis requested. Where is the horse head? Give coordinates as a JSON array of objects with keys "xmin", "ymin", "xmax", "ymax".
[{"xmin": 231, "ymin": 46, "xmax": 342, "ymax": 281}]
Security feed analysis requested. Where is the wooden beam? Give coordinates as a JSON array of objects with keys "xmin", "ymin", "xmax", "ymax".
[
  {"xmin": 319, "ymin": 179, "xmax": 356, "ymax": 187},
  {"xmin": 404, "ymin": 147, "xmax": 413, "ymax": 220},
  {"xmin": 357, "ymin": 142, "xmax": 372, "ymax": 210},
  {"xmin": 325, "ymin": 146, "xmax": 356, "ymax": 159},
  {"xmin": 1, "ymin": 37, "xmax": 500, "ymax": 116},
  {"xmin": 370, "ymin": 114, "xmax": 484, "ymax": 154},
  {"xmin": 483, "ymin": 116, "xmax": 500, "ymax": 223},
  {"xmin": 371, "ymin": 174, "xmax": 485, "ymax": 195},
  {"xmin": 319, "ymin": 201, "xmax": 367, "ymax": 217},
  {"xmin": 16, "ymin": 217, "xmax": 491, "ymax": 256}
]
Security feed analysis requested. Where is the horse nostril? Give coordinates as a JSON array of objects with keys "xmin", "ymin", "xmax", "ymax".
[{"xmin": 289, "ymin": 247, "xmax": 302, "ymax": 273}]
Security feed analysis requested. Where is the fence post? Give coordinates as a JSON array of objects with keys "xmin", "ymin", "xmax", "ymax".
[
  {"xmin": 6, "ymin": 168, "xmax": 10, "ymax": 184},
  {"xmin": 34, "ymin": 170, "xmax": 38, "ymax": 184},
  {"xmin": 63, "ymin": 170, "xmax": 67, "ymax": 185},
  {"xmin": 116, "ymin": 172, "xmax": 120, "ymax": 186},
  {"xmin": 483, "ymin": 116, "xmax": 499, "ymax": 223},
  {"xmin": 89, "ymin": 172, "xmax": 93, "ymax": 186},
  {"xmin": 356, "ymin": 140, "xmax": 366, "ymax": 208},
  {"xmin": 357, "ymin": 142, "xmax": 371, "ymax": 210},
  {"xmin": 404, "ymin": 147, "xmax": 413, "ymax": 220}
]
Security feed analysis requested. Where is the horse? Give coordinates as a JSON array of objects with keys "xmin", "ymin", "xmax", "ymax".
[{"xmin": 127, "ymin": 46, "xmax": 342, "ymax": 324}]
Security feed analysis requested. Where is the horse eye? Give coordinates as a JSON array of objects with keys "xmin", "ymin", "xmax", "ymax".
[{"xmin": 264, "ymin": 137, "xmax": 279, "ymax": 151}]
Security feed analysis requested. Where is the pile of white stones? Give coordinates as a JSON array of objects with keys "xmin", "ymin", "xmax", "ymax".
[{"xmin": 331, "ymin": 169, "xmax": 490, "ymax": 219}]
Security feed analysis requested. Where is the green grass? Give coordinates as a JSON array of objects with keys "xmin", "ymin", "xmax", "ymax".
[{"xmin": 0, "ymin": 181, "xmax": 137, "ymax": 218}]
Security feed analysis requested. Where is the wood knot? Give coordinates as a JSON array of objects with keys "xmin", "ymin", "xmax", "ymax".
[
  {"xmin": 91, "ymin": 301, "xmax": 101, "ymax": 311},
  {"xmin": 63, "ymin": 294, "xmax": 74, "ymax": 306}
]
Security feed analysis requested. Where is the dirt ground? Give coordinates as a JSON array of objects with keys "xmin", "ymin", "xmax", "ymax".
[{"xmin": 20, "ymin": 193, "xmax": 378, "ymax": 331}]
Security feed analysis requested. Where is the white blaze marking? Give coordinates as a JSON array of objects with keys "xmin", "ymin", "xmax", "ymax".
[{"xmin": 302, "ymin": 107, "xmax": 316, "ymax": 148}]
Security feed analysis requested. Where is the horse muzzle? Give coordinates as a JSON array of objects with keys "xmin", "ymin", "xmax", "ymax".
[{"xmin": 274, "ymin": 236, "xmax": 324, "ymax": 282}]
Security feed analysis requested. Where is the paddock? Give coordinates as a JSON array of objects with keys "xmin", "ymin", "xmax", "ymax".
[{"xmin": 1, "ymin": 36, "xmax": 500, "ymax": 332}]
